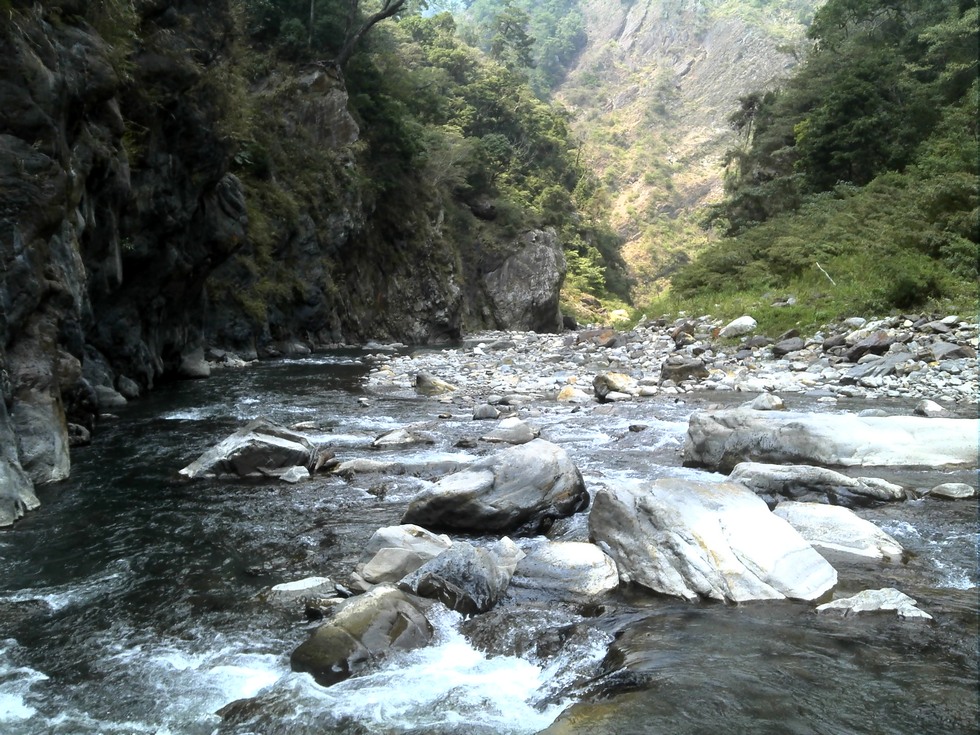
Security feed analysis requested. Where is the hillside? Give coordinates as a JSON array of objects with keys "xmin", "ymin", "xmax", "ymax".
[{"xmin": 554, "ymin": 0, "xmax": 815, "ymax": 304}]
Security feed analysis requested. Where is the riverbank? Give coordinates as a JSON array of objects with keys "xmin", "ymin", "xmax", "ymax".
[{"xmin": 363, "ymin": 313, "xmax": 978, "ymax": 411}]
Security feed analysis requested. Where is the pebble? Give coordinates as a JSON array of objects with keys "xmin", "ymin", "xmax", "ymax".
[{"xmin": 363, "ymin": 315, "xmax": 978, "ymax": 411}]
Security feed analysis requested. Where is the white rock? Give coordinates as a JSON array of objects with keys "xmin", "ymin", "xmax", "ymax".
[
  {"xmin": 928, "ymin": 482, "xmax": 977, "ymax": 499},
  {"xmin": 742, "ymin": 393, "xmax": 785, "ymax": 411},
  {"xmin": 719, "ymin": 315, "xmax": 758, "ymax": 339},
  {"xmin": 480, "ymin": 416, "xmax": 539, "ymax": 444},
  {"xmin": 510, "ymin": 541, "xmax": 619, "ymax": 601},
  {"xmin": 279, "ymin": 465, "xmax": 310, "ymax": 484},
  {"xmin": 816, "ymin": 588, "xmax": 932, "ymax": 620},
  {"xmin": 773, "ymin": 502, "xmax": 904, "ymax": 559},
  {"xmin": 686, "ymin": 410, "xmax": 978, "ymax": 472},
  {"xmin": 357, "ymin": 524, "xmax": 453, "ymax": 584},
  {"xmin": 589, "ymin": 478, "xmax": 838, "ymax": 603},
  {"xmin": 267, "ymin": 576, "xmax": 335, "ymax": 602}
]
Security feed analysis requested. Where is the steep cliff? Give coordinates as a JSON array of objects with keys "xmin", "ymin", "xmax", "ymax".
[
  {"xmin": 556, "ymin": 0, "xmax": 813, "ymax": 301},
  {"xmin": 0, "ymin": 0, "xmax": 569, "ymax": 524}
]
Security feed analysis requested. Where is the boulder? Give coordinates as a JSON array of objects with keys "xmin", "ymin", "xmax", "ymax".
[
  {"xmin": 371, "ymin": 428, "xmax": 435, "ymax": 449},
  {"xmin": 843, "ymin": 331, "xmax": 897, "ymax": 362},
  {"xmin": 816, "ymin": 588, "xmax": 932, "ymax": 620},
  {"xmin": 480, "ymin": 416, "xmax": 539, "ymax": 445},
  {"xmin": 685, "ymin": 409, "xmax": 978, "ymax": 473},
  {"xmin": 728, "ymin": 462, "xmax": 905, "ymax": 507},
  {"xmin": 914, "ymin": 399, "xmax": 951, "ymax": 418},
  {"xmin": 772, "ymin": 502, "xmax": 904, "ymax": 560},
  {"xmin": 398, "ymin": 539, "xmax": 523, "ymax": 615},
  {"xmin": 589, "ymin": 478, "xmax": 837, "ymax": 603},
  {"xmin": 415, "ymin": 372, "xmax": 456, "ymax": 396},
  {"xmin": 742, "ymin": 393, "xmax": 785, "ymax": 411},
  {"xmin": 929, "ymin": 342, "xmax": 975, "ymax": 361},
  {"xmin": 509, "ymin": 540, "xmax": 619, "ymax": 602},
  {"xmin": 718, "ymin": 315, "xmax": 757, "ymax": 339},
  {"xmin": 592, "ymin": 372, "xmax": 638, "ymax": 401},
  {"xmin": 660, "ymin": 355, "xmax": 709, "ymax": 384},
  {"xmin": 265, "ymin": 577, "xmax": 338, "ymax": 606},
  {"xmin": 290, "ymin": 585, "xmax": 433, "ymax": 686},
  {"xmin": 472, "ymin": 404, "xmax": 500, "ymax": 420},
  {"xmin": 928, "ymin": 482, "xmax": 977, "ymax": 500},
  {"xmin": 483, "ymin": 229, "xmax": 566, "ymax": 333},
  {"xmin": 356, "ymin": 524, "xmax": 453, "ymax": 585},
  {"xmin": 557, "ymin": 385, "xmax": 590, "ymax": 404},
  {"xmin": 771, "ymin": 337, "xmax": 805, "ymax": 356},
  {"xmin": 178, "ymin": 346, "xmax": 211, "ymax": 379},
  {"xmin": 402, "ymin": 438, "xmax": 589, "ymax": 535},
  {"xmin": 178, "ymin": 419, "xmax": 325, "ymax": 480}
]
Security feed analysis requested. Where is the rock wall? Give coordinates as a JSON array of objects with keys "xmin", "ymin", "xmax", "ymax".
[{"xmin": 0, "ymin": 1, "xmax": 568, "ymax": 524}]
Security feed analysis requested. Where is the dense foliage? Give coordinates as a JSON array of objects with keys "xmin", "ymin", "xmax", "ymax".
[
  {"xmin": 230, "ymin": 0, "xmax": 627, "ymax": 310},
  {"xmin": 673, "ymin": 0, "xmax": 978, "ymax": 319}
]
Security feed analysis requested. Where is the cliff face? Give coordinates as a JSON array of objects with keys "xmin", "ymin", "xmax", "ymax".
[
  {"xmin": 0, "ymin": 0, "xmax": 567, "ymax": 524},
  {"xmin": 557, "ymin": 0, "xmax": 812, "ymax": 300}
]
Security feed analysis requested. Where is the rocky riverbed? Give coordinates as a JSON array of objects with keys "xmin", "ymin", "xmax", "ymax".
[{"xmin": 363, "ymin": 313, "xmax": 978, "ymax": 411}]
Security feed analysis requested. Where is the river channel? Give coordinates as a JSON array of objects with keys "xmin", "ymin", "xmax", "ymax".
[{"xmin": 0, "ymin": 350, "xmax": 976, "ymax": 734}]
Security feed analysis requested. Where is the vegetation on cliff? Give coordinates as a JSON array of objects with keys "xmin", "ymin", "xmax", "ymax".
[
  {"xmin": 202, "ymin": 0, "xmax": 628, "ymax": 340},
  {"xmin": 661, "ymin": 0, "xmax": 978, "ymax": 332}
]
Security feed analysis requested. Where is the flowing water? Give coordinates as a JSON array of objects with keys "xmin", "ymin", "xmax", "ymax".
[{"xmin": 0, "ymin": 352, "xmax": 976, "ymax": 734}]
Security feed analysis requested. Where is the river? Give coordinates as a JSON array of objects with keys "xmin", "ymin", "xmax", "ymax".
[{"xmin": 0, "ymin": 350, "xmax": 976, "ymax": 734}]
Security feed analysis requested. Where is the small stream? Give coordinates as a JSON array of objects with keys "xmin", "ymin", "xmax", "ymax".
[{"xmin": 0, "ymin": 352, "xmax": 976, "ymax": 734}]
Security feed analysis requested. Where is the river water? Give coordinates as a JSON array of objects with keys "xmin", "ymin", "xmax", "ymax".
[{"xmin": 0, "ymin": 351, "xmax": 976, "ymax": 734}]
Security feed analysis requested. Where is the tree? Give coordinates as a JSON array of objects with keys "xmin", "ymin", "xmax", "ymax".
[{"xmin": 335, "ymin": 0, "xmax": 416, "ymax": 67}]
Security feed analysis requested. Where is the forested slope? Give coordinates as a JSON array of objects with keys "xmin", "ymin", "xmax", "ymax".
[{"xmin": 669, "ymin": 0, "xmax": 978, "ymax": 329}]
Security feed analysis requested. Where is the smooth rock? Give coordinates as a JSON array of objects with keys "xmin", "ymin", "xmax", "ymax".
[
  {"xmin": 480, "ymin": 416, "xmax": 539, "ymax": 445},
  {"xmin": 685, "ymin": 410, "xmax": 978, "ymax": 473},
  {"xmin": 589, "ymin": 478, "xmax": 838, "ymax": 602},
  {"xmin": 773, "ymin": 502, "xmax": 904, "ymax": 560},
  {"xmin": 356, "ymin": 524, "xmax": 453, "ymax": 585},
  {"xmin": 472, "ymin": 404, "xmax": 500, "ymax": 420},
  {"xmin": 179, "ymin": 419, "xmax": 321, "ymax": 480},
  {"xmin": 372, "ymin": 428, "xmax": 435, "ymax": 449},
  {"xmin": 913, "ymin": 399, "xmax": 950, "ymax": 418},
  {"xmin": 415, "ymin": 372, "xmax": 456, "ymax": 396},
  {"xmin": 266, "ymin": 576, "xmax": 336, "ymax": 604},
  {"xmin": 593, "ymin": 372, "xmax": 637, "ymax": 401},
  {"xmin": 816, "ymin": 588, "xmax": 932, "ymax": 620},
  {"xmin": 728, "ymin": 462, "xmax": 905, "ymax": 506},
  {"xmin": 928, "ymin": 482, "xmax": 977, "ymax": 500},
  {"xmin": 509, "ymin": 540, "xmax": 619, "ymax": 601},
  {"xmin": 742, "ymin": 393, "xmax": 785, "ymax": 411},
  {"xmin": 398, "ymin": 539, "xmax": 523, "ymax": 615},
  {"xmin": 179, "ymin": 346, "xmax": 211, "ymax": 379},
  {"xmin": 402, "ymin": 439, "xmax": 589, "ymax": 535},
  {"xmin": 719, "ymin": 315, "xmax": 757, "ymax": 339},
  {"xmin": 290, "ymin": 585, "xmax": 433, "ymax": 686},
  {"xmin": 660, "ymin": 355, "xmax": 708, "ymax": 384},
  {"xmin": 772, "ymin": 337, "xmax": 805, "ymax": 357},
  {"xmin": 556, "ymin": 385, "xmax": 590, "ymax": 403}
]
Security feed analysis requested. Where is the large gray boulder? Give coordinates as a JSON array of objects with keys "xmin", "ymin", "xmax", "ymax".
[
  {"xmin": 402, "ymin": 439, "xmax": 589, "ymax": 535},
  {"xmin": 484, "ymin": 229, "xmax": 566, "ymax": 333},
  {"xmin": 398, "ymin": 539, "xmax": 524, "ymax": 615},
  {"xmin": 728, "ymin": 461, "xmax": 904, "ymax": 507},
  {"xmin": 355, "ymin": 524, "xmax": 453, "ymax": 585},
  {"xmin": 773, "ymin": 502, "xmax": 904, "ymax": 560},
  {"xmin": 685, "ymin": 409, "xmax": 978, "ymax": 473},
  {"xmin": 509, "ymin": 540, "xmax": 619, "ymax": 602},
  {"xmin": 589, "ymin": 478, "xmax": 838, "ymax": 603},
  {"xmin": 178, "ymin": 419, "xmax": 327, "ymax": 480},
  {"xmin": 290, "ymin": 585, "xmax": 433, "ymax": 686}
]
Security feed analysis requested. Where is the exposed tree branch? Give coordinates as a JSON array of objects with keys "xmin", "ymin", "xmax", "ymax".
[{"xmin": 334, "ymin": 0, "xmax": 408, "ymax": 69}]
